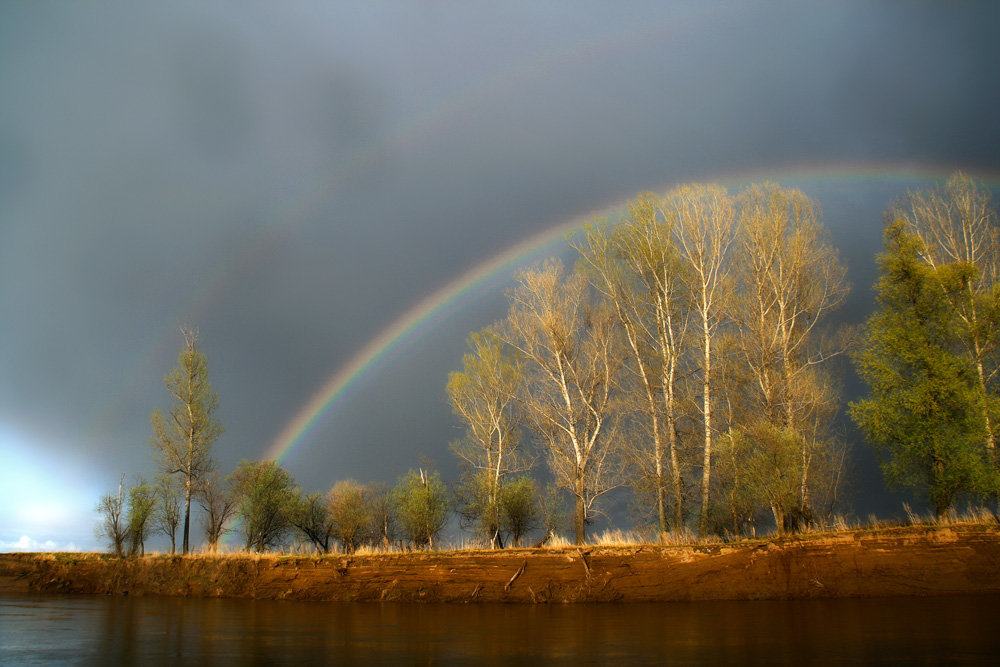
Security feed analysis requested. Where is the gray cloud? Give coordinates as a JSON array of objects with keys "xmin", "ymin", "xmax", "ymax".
[{"xmin": 2, "ymin": 2, "xmax": 999, "ymax": 545}]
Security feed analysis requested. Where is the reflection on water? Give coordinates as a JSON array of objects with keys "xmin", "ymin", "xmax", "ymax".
[{"xmin": 1, "ymin": 593, "xmax": 998, "ymax": 665}]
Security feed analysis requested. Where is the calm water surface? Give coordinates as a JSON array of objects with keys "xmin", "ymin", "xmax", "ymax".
[{"xmin": 1, "ymin": 593, "xmax": 998, "ymax": 665}]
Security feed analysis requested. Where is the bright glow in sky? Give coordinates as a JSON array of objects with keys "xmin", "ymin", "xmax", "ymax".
[{"xmin": 0, "ymin": 425, "xmax": 101, "ymax": 550}]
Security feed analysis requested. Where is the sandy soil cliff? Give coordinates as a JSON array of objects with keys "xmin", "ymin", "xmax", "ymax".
[{"xmin": 2, "ymin": 524, "xmax": 998, "ymax": 603}]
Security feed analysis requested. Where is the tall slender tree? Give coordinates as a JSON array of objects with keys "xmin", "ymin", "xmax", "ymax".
[
  {"xmin": 574, "ymin": 195, "xmax": 689, "ymax": 533},
  {"xmin": 734, "ymin": 183, "xmax": 849, "ymax": 526},
  {"xmin": 668, "ymin": 184, "xmax": 737, "ymax": 535},
  {"xmin": 447, "ymin": 326, "xmax": 526, "ymax": 547},
  {"xmin": 150, "ymin": 326, "xmax": 224, "ymax": 554},
  {"xmin": 498, "ymin": 260, "xmax": 624, "ymax": 544}
]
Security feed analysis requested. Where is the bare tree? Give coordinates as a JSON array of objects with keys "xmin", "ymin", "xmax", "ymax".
[
  {"xmin": 574, "ymin": 193, "xmax": 690, "ymax": 533},
  {"xmin": 734, "ymin": 183, "xmax": 849, "ymax": 526},
  {"xmin": 667, "ymin": 184, "xmax": 737, "ymax": 535},
  {"xmin": 498, "ymin": 260, "xmax": 624, "ymax": 544},
  {"xmin": 96, "ymin": 474, "xmax": 129, "ymax": 556},
  {"xmin": 150, "ymin": 326, "xmax": 224, "ymax": 553},
  {"xmin": 197, "ymin": 468, "xmax": 236, "ymax": 552},
  {"xmin": 289, "ymin": 491, "xmax": 335, "ymax": 554},
  {"xmin": 892, "ymin": 172, "xmax": 1000, "ymax": 475},
  {"xmin": 447, "ymin": 326, "xmax": 527, "ymax": 547},
  {"xmin": 153, "ymin": 473, "xmax": 182, "ymax": 554}
]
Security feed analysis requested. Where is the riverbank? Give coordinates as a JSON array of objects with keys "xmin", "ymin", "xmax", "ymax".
[{"xmin": 2, "ymin": 524, "xmax": 999, "ymax": 603}]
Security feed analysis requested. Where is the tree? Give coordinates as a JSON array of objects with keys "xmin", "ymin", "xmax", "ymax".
[
  {"xmin": 455, "ymin": 472, "xmax": 537, "ymax": 548},
  {"xmin": 498, "ymin": 260, "xmax": 624, "ymax": 544},
  {"xmin": 498, "ymin": 476, "xmax": 538, "ymax": 547},
  {"xmin": 198, "ymin": 468, "xmax": 236, "ymax": 552},
  {"xmin": 740, "ymin": 424, "xmax": 803, "ymax": 532},
  {"xmin": 667, "ymin": 184, "xmax": 737, "ymax": 535},
  {"xmin": 96, "ymin": 474, "xmax": 129, "ymax": 556},
  {"xmin": 447, "ymin": 326, "xmax": 526, "ymax": 548},
  {"xmin": 851, "ymin": 221, "xmax": 995, "ymax": 516},
  {"xmin": 125, "ymin": 477, "xmax": 156, "ymax": 556},
  {"xmin": 328, "ymin": 480, "xmax": 371, "ymax": 553},
  {"xmin": 574, "ymin": 194, "xmax": 689, "ymax": 534},
  {"xmin": 366, "ymin": 482, "xmax": 399, "ymax": 548},
  {"xmin": 891, "ymin": 173, "xmax": 1000, "ymax": 485},
  {"xmin": 230, "ymin": 460, "xmax": 297, "ymax": 552},
  {"xmin": 289, "ymin": 491, "xmax": 335, "ymax": 554},
  {"xmin": 712, "ymin": 430, "xmax": 758, "ymax": 537},
  {"xmin": 150, "ymin": 326, "xmax": 224, "ymax": 554},
  {"xmin": 454, "ymin": 471, "xmax": 506, "ymax": 547},
  {"xmin": 393, "ymin": 468, "xmax": 450, "ymax": 549},
  {"xmin": 734, "ymin": 183, "xmax": 849, "ymax": 527},
  {"xmin": 536, "ymin": 484, "xmax": 569, "ymax": 545},
  {"xmin": 153, "ymin": 473, "xmax": 182, "ymax": 554}
]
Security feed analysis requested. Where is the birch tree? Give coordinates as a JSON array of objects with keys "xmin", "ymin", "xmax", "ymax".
[
  {"xmin": 150, "ymin": 326, "xmax": 224, "ymax": 553},
  {"xmin": 734, "ymin": 183, "xmax": 849, "ymax": 527},
  {"xmin": 667, "ymin": 184, "xmax": 737, "ymax": 535},
  {"xmin": 447, "ymin": 326, "xmax": 526, "ymax": 547},
  {"xmin": 498, "ymin": 260, "xmax": 624, "ymax": 544},
  {"xmin": 574, "ymin": 193, "xmax": 689, "ymax": 533}
]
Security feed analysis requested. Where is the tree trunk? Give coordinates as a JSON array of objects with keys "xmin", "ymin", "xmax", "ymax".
[
  {"xmin": 574, "ymin": 478, "xmax": 586, "ymax": 545},
  {"xmin": 182, "ymin": 476, "xmax": 191, "ymax": 554},
  {"xmin": 771, "ymin": 504, "xmax": 785, "ymax": 534},
  {"xmin": 668, "ymin": 413, "xmax": 683, "ymax": 531},
  {"xmin": 698, "ymin": 319, "xmax": 713, "ymax": 536},
  {"xmin": 975, "ymin": 358, "xmax": 997, "ymax": 490}
]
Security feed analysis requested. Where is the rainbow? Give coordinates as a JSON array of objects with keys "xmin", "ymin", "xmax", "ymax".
[
  {"xmin": 261, "ymin": 199, "xmax": 625, "ymax": 462},
  {"xmin": 89, "ymin": 7, "xmax": 721, "ymax": 439},
  {"xmin": 262, "ymin": 161, "xmax": 1000, "ymax": 464}
]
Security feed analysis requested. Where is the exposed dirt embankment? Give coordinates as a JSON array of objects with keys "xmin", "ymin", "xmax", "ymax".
[{"xmin": 3, "ymin": 524, "xmax": 999, "ymax": 603}]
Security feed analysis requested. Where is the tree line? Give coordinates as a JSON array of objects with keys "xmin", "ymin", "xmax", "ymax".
[
  {"xmin": 449, "ymin": 181, "xmax": 851, "ymax": 544},
  {"xmin": 448, "ymin": 174, "xmax": 1000, "ymax": 545},
  {"xmin": 97, "ymin": 328, "xmax": 464, "ymax": 555},
  {"xmin": 97, "ymin": 174, "xmax": 1000, "ymax": 554}
]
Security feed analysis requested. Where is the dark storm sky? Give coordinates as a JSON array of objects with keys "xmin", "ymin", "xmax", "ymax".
[{"xmin": 2, "ymin": 2, "xmax": 1000, "ymax": 549}]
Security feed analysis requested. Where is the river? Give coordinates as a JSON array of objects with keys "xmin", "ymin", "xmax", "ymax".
[{"xmin": 1, "ymin": 593, "xmax": 998, "ymax": 664}]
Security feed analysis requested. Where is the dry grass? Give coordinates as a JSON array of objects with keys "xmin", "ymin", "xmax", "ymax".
[
  {"xmin": 64, "ymin": 508, "xmax": 1000, "ymax": 561},
  {"xmin": 901, "ymin": 503, "xmax": 997, "ymax": 527}
]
